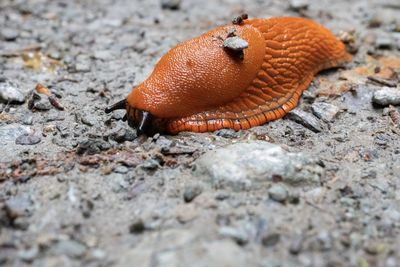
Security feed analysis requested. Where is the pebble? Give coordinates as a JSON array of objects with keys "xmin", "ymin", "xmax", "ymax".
[
  {"xmin": 113, "ymin": 165, "xmax": 129, "ymax": 174},
  {"xmin": 18, "ymin": 246, "xmax": 39, "ymax": 262},
  {"xmin": 382, "ymin": 208, "xmax": 400, "ymax": 223},
  {"xmin": 385, "ymin": 257, "xmax": 398, "ymax": 267},
  {"xmin": 0, "ymin": 28, "xmax": 19, "ymax": 41},
  {"xmin": 90, "ymin": 249, "xmax": 107, "ymax": 260},
  {"xmin": 81, "ymin": 115, "xmax": 97, "ymax": 127},
  {"xmin": 194, "ymin": 141, "xmax": 323, "ymax": 191},
  {"xmin": 0, "ymin": 124, "xmax": 31, "ymax": 145},
  {"xmin": 22, "ymin": 115, "xmax": 33, "ymax": 125},
  {"xmin": 175, "ymin": 204, "xmax": 198, "ymax": 223},
  {"xmin": 316, "ymin": 230, "xmax": 333, "ymax": 251},
  {"xmin": 289, "ymin": 0, "xmax": 309, "ymax": 11},
  {"xmin": 129, "ymin": 218, "xmax": 146, "ymax": 234},
  {"xmin": 183, "ymin": 184, "xmax": 203, "ymax": 202},
  {"xmin": 375, "ymin": 34, "xmax": 393, "ymax": 49},
  {"xmin": 15, "ymin": 133, "xmax": 41, "ymax": 145},
  {"xmin": 215, "ymin": 128, "xmax": 239, "ymax": 138},
  {"xmin": 311, "ymin": 102, "xmax": 340, "ymax": 122},
  {"xmin": 79, "ymin": 199, "xmax": 94, "ymax": 218},
  {"xmin": 261, "ymin": 232, "xmax": 280, "ymax": 247},
  {"xmin": 161, "ymin": 0, "xmax": 181, "ymax": 10},
  {"xmin": 29, "ymin": 92, "xmax": 52, "ymax": 110},
  {"xmin": 0, "ymin": 80, "xmax": 25, "ymax": 104},
  {"xmin": 76, "ymin": 139, "xmax": 111, "ymax": 155},
  {"xmin": 109, "ymin": 127, "xmax": 137, "ymax": 142},
  {"xmin": 53, "ymin": 239, "xmax": 87, "ymax": 259},
  {"xmin": 268, "ymin": 184, "xmax": 288, "ymax": 203},
  {"xmin": 43, "ymin": 124, "xmax": 57, "ymax": 134},
  {"xmin": 372, "ymin": 87, "xmax": 400, "ymax": 106},
  {"xmin": 219, "ymin": 226, "xmax": 249, "ymax": 245},
  {"xmin": 223, "ymin": 37, "xmax": 249, "ymax": 51},
  {"xmin": 363, "ymin": 241, "xmax": 386, "ymax": 255},
  {"xmin": 75, "ymin": 56, "xmax": 91, "ymax": 72},
  {"xmin": 4, "ymin": 195, "xmax": 33, "ymax": 219},
  {"xmin": 141, "ymin": 159, "xmax": 159, "ymax": 170},
  {"xmin": 287, "ymin": 108, "xmax": 325, "ymax": 132},
  {"xmin": 289, "ymin": 235, "xmax": 304, "ymax": 254}
]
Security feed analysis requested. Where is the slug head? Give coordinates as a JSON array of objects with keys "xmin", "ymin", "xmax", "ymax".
[{"xmin": 105, "ymin": 99, "xmax": 165, "ymax": 136}]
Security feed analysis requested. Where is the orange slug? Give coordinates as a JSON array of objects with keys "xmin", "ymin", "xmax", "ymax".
[{"xmin": 105, "ymin": 15, "xmax": 351, "ymax": 135}]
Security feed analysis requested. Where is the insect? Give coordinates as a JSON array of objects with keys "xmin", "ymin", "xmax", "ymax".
[{"xmin": 106, "ymin": 15, "xmax": 351, "ymax": 135}]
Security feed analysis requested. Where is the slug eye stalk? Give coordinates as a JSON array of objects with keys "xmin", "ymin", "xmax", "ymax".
[{"xmin": 105, "ymin": 99, "xmax": 126, "ymax": 113}]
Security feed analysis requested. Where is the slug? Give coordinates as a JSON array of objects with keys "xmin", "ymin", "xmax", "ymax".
[{"xmin": 106, "ymin": 15, "xmax": 351, "ymax": 135}]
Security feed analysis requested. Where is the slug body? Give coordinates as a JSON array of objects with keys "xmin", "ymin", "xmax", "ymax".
[{"xmin": 106, "ymin": 16, "xmax": 351, "ymax": 135}]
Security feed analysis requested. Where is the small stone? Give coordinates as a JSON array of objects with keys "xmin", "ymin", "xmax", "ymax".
[
  {"xmin": 363, "ymin": 241, "xmax": 386, "ymax": 255},
  {"xmin": 289, "ymin": 0, "xmax": 309, "ymax": 11},
  {"xmin": 183, "ymin": 184, "xmax": 203, "ymax": 203},
  {"xmin": 0, "ymin": 80, "xmax": 25, "ymax": 104},
  {"xmin": 215, "ymin": 128, "xmax": 239, "ymax": 138},
  {"xmin": 113, "ymin": 165, "xmax": 129, "ymax": 174},
  {"xmin": 111, "ymin": 174, "xmax": 129, "ymax": 193},
  {"xmin": 15, "ymin": 134, "xmax": 41, "ymax": 145},
  {"xmin": 382, "ymin": 209, "xmax": 400, "ymax": 223},
  {"xmin": 76, "ymin": 139, "xmax": 110, "ymax": 155},
  {"xmin": 372, "ymin": 87, "xmax": 400, "ymax": 106},
  {"xmin": 110, "ymin": 127, "xmax": 137, "ymax": 142},
  {"xmin": 368, "ymin": 16, "xmax": 382, "ymax": 28},
  {"xmin": 79, "ymin": 199, "xmax": 94, "ymax": 218},
  {"xmin": 48, "ymin": 50, "xmax": 62, "ymax": 60},
  {"xmin": 81, "ymin": 115, "xmax": 97, "ymax": 127},
  {"xmin": 32, "ymin": 95, "xmax": 52, "ymax": 110},
  {"xmin": 219, "ymin": 226, "xmax": 249, "ymax": 245},
  {"xmin": 1, "ymin": 28, "xmax": 19, "ymax": 41},
  {"xmin": 311, "ymin": 102, "xmax": 340, "ymax": 122},
  {"xmin": 385, "ymin": 257, "xmax": 398, "ymax": 267},
  {"xmin": 18, "ymin": 246, "xmax": 39, "ymax": 262},
  {"xmin": 175, "ymin": 204, "xmax": 198, "ymax": 223},
  {"xmin": 161, "ymin": 0, "xmax": 181, "ymax": 10},
  {"xmin": 53, "ymin": 240, "xmax": 87, "ymax": 259},
  {"xmin": 4, "ymin": 195, "xmax": 33, "ymax": 219},
  {"xmin": 375, "ymin": 34, "xmax": 393, "ymax": 49},
  {"xmin": 90, "ymin": 249, "xmax": 107, "ymax": 260},
  {"xmin": 268, "ymin": 184, "xmax": 288, "ymax": 203},
  {"xmin": 316, "ymin": 230, "xmax": 333, "ymax": 251},
  {"xmin": 289, "ymin": 235, "xmax": 304, "ymax": 254},
  {"xmin": 0, "ymin": 124, "xmax": 31, "ymax": 145},
  {"xmin": 261, "ymin": 233, "xmax": 280, "ymax": 247},
  {"xmin": 22, "ymin": 116, "xmax": 33, "ymax": 125},
  {"xmin": 43, "ymin": 124, "xmax": 57, "ymax": 134},
  {"xmin": 287, "ymin": 108, "xmax": 325, "ymax": 132},
  {"xmin": 141, "ymin": 159, "xmax": 159, "ymax": 170},
  {"xmin": 75, "ymin": 55, "xmax": 91, "ymax": 72},
  {"xmin": 223, "ymin": 36, "xmax": 249, "ymax": 51},
  {"xmin": 129, "ymin": 218, "xmax": 146, "ymax": 234}
]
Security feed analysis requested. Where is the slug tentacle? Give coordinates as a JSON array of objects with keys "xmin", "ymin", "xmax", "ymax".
[
  {"xmin": 105, "ymin": 99, "xmax": 126, "ymax": 114},
  {"xmin": 137, "ymin": 111, "xmax": 153, "ymax": 135}
]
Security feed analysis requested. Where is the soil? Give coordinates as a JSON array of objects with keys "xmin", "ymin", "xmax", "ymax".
[{"xmin": 0, "ymin": 0, "xmax": 400, "ymax": 267}]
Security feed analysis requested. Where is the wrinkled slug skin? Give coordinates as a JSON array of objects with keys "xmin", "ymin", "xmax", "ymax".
[{"xmin": 127, "ymin": 17, "xmax": 351, "ymax": 134}]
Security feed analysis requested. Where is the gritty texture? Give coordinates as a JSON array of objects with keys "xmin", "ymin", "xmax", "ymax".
[
  {"xmin": 194, "ymin": 141, "xmax": 323, "ymax": 190},
  {"xmin": 1, "ymin": 0, "xmax": 400, "ymax": 267}
]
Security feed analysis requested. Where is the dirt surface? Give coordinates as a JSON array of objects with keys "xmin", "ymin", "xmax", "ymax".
[{"xmin": 1, "ymin": 0, "xmax": 400, "ymax": 266}]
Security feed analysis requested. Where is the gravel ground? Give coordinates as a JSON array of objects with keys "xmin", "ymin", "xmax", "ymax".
[{"xmin": 1, "ymin": 0, "xmax": 400, "ymax": 266}]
